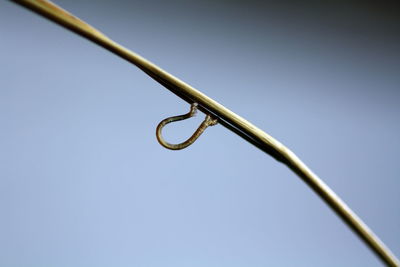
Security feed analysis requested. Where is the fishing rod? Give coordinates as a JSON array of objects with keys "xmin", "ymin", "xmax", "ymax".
[{"xmin": 10, "ymin": 0, "xmax": 399, "ymax": 266}]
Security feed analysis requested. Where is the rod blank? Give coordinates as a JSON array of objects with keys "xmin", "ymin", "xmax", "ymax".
[{"xmin": 10, "ymin": 0, "xmax": 399, "ymax": 266}]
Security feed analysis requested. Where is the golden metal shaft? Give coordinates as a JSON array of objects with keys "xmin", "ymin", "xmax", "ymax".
[{"xmin": 10, "ymin": 0, "xmax": 399, "ymax": 265}]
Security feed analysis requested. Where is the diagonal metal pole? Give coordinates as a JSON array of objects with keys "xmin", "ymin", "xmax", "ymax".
[{"xmin": 10, "ymin": 0, "xmax": 399, "ymax": 266}]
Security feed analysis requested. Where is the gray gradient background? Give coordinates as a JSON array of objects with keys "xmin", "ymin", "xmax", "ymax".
[{"xmin": 1, "ymin": 0, "xmax": 399, "ymax": 266}]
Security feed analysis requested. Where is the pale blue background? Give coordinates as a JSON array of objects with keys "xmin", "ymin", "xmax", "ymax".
[{"xmin": 1, "ymin": 1, "xmax": 399, "ymax": 266}]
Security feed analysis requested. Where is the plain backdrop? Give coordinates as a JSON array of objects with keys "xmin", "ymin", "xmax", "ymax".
[{"xmin": 1, "ymin": 0, "xmax": 399, "ymax": 266}]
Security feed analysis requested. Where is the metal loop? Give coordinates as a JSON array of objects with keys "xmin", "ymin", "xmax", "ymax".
[{"xmin": 156, "ymin": 103, "xmax": 217, "ymax": 150}]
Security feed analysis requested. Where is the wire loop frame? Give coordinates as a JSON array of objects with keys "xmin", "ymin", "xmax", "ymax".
[{"xmin": 156, "ymin": 103, "xmax": 217, "ymax": 150}]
